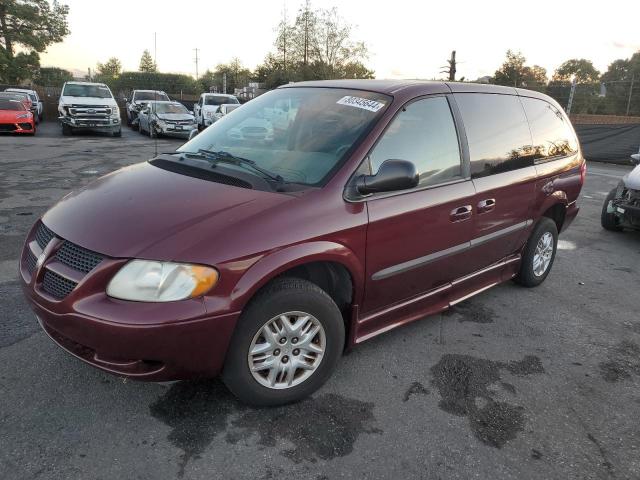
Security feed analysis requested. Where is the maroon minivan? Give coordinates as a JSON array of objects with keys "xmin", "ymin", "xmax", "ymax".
[{"xmin": 20, "ymin": 80, "xmax": 584, "ymax": 405}]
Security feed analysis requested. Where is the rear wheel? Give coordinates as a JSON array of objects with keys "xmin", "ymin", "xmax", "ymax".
[
  {"xmin": 515, "ymin": 217, "xmax": 558, "ymax": 287},
  {"xmin": 222, "ymin": 278, "xmax": 345, "ymax": 406},
  {"xmin": 601, "ymin": 188, "xmax": 623, "ymax": 231}
]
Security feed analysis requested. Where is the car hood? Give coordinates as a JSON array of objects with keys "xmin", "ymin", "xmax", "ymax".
[
  {"xmin": 0, "ymin": 110, "xmax": 28, "ymax": 121},
  {"xmin": 42, "ymin": 161, "xmax": 294, "ymax": 263},
  {"xmin": 59, "ymin": 95, "xmax": 117, "ymax": 107},
  {"xmin": 623, "ymin": 164, "xmax": 640, "ymax": 190},
  {"xmin": 158, "ymin": 113, "xmax": 194, "ymax": 121}
]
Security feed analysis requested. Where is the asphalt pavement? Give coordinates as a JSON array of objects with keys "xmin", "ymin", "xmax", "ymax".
[{"xmin": 1, "ymin": 121, "xmax": 639, "ymax": 480}]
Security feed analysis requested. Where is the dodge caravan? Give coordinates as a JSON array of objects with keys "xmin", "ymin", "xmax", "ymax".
[{"xmin": 20, "ymin": 80, "xmax": 584, "ymax": 405}]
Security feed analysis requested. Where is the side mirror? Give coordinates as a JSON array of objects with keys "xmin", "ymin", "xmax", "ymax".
[
  {"xmin": 631, "ymin": 153, "xmax": 640, "ymax": 165},
  {"xmin": 356, "ymin": 159, "xmax": 418, "ymax": 195},
  {"xmin": 188, "ymin": 129, "xmax": 199, "ymax": 140}
]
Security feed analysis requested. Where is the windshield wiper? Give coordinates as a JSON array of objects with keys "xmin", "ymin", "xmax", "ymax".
[{"xmin": 190, "ymin": 149, "xmax": 285, "ymax": 185}]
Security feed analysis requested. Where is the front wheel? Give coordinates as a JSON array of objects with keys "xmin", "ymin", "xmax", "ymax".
[
  {"xmin": 601, "ymin": 188, "xmax": 623, "ymax": 231},
  {"xmin": 61, "ymin": 123, "xmax": 72, "ymax": 136},
  {"xmin": 515, "ymin": 217, "xmax": 558, "ymax": 287},
  {"xmin": 222, "ymin": 278, "xmax": 345, "ymax": 406}
]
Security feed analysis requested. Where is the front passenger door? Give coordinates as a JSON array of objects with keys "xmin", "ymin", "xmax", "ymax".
[{"xmin": 361, "ymin": 96, "xmax": 475, "ymax": 331}]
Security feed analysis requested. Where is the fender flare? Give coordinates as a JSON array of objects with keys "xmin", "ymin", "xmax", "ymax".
[{"xmin": 228, "ymin": 241, "xmax": 365, "ymax": 312}]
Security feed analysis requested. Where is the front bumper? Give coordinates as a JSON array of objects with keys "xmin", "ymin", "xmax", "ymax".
[
  {"xmin": 59, "ymin": 115, "xmax": 121, "ymax": 131},
  {"xmin": 20, "ymin": 221, "xmax": 239, "ymax": 381},
  {"xmin": 158, "ymin": 124, "xmax": 197, "ymax": 138},
  {"xmin": 0, "ymin": 121, "xmax": 35, "ymax": 134}
]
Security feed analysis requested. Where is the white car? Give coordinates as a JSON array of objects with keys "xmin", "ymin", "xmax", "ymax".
[
  {"xmin": 58, "ymin": 82, "xmax": 121, "ymax": 137},
  {"xmin": 193, "ymin": 93, "xmax": 240, "ymax": 129},
  {"xmin": 125, "ymin": 90, "xmax": 170, "ymax": 128},
  {"xmin": 5, "ymin": 88, "xmax": 42, "ymax": 123},
  {"xmin": 137, "ymin": 101, "xmax": 197, "ymax": 138}
]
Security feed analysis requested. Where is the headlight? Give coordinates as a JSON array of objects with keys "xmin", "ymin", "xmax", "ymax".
[
  {"xmin": 106, "ymin": 260, "xmax": 218, "ymax": 302},
  {"xmin": 206, "ymin": 110, "xmax": 214, "ymax": 118},
  {"xmin": 156, "ymin": 119, "xmax": 166, "ymax": 128},
  {"xmin": 111, "ymin": 106, "xmax": 120, "ymax": 117},
  {"xmin": 17, "ymin": 113, "xmax": 31, "ymax": 119}
]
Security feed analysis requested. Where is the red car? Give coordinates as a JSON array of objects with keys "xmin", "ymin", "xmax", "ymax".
[
  {"xmin": 0, "ymin": 98, "xmax": 35, "ymax": 134},
  {"xmin": 20, "ymin": 80, "xmax": 584, "ymax": 405}
]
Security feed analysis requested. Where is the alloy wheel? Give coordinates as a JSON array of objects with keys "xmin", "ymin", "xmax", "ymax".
[{"xmin": 533, "ymin": 231, "xmax": 554, "ymax": 277}]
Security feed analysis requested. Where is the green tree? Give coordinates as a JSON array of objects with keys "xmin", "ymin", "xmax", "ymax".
[
  {"xmin": 493, "ymin": 50, "xmax": 527, "ymax": 86},
  {"xmin": 0, "ymin": 0, "xmax": 70, "ymax": 83},
  {"xmin": 33, "ymin": 66, "xmax": 72, "ymax": 85},
  {"xmin": 599, "ymin": 51, "xmax": 640, "ymax": 115},
  {"xmin": 202, "ymin": 58, "xmax": 253, "ymax": 94},
  {"xmin": 552, "ymin": 58, "xmax": 600, "ymax": 83},
  {"xmin": 138, "ymin": 49, "xmax": 157, "ymax": 73},
  {"xmin": 96, "ymin": 57, "xmax": 122, "ymax": 79},
  {"xmin": 258, "ymin": 3, "xmax": 372, "ymax": 85}
]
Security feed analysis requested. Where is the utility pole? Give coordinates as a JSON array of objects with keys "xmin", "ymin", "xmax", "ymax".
[
  {"xmin": 626, "ymin": 73, "xmax": 635, "ymax": 117},
  {"xmin": 193, "ymin": 48, "xmax": 200, "ymax": 81},
  {"xmin": 223, "ymin": 72, "xmax": 227, "ymax": 94},
  {"xmin": 566, "ymin": 77, "xmax": 577, "ymax": 114}
]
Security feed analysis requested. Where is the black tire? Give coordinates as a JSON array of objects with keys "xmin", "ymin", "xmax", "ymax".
[
  {"xmin": 515, "ymin": 217, "xmax": 558, "ymax": 287},
  {"xmin": 112, "ymin": 128, "xmax": 121, "ymax": 138},
  {"xmin": 149, "ymin": 125, "xmax": 157, "ymax": 138},
  {"xmin": 601, "ymin": 188, "xmax": 623, "ymax": 231},
  {"xmin": 61, "ymin": 123, "xmax": 72, "ymax": 136},
  {"xmin": 222, "ymin": 277, "xmax": 345, "ymax": 406},
  {"xmin": 126, "ymin": 111, "xmax": 132, "ymax": 127}
]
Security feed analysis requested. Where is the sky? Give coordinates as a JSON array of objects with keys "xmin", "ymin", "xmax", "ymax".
[{"xmin": 41, "ymin": 0, "xmax": 640, "ymax": 81}]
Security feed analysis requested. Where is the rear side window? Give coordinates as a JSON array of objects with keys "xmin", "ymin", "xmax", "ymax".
[
  {"xmin": 455, "ymin": 93, "xmax": 533, "ymax": 178},
  {"xmin": 521, "ymin": 97, "xmax": 578, "ymax": 160},
  {"xmin": 369, "ymin": 96, "xmax": 462, "ymax": 187}
]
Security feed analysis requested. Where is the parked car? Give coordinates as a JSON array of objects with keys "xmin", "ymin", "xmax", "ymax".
[
  {"xmin": 58, "ymin": 81, "xmax": 121, "ymax": 137},
  {"xmin": 5, "ymin": 88, "xmax": 43, "ymax": 122},
  {"xmin": 212, "ymin": 103, "xmax": 241, "ymax": 123},
  {"xmin": 193, "ymin": 93, "xmax": 239, "ymax": 129},
  {"xmin": 0, "ymin": 91, "xmax": 33, "ymax": 117},
  {"xmin": 125, "ymin": 90, "xmax": 170, "ymax": 128},
  {"xmin": 0, "ymin": 98, "xmax": 35, "ymax": 135},
  {"xmin": 601, "ymin": 147, "xmax": 640, "ymax": 231},
  {"xmin": 137, "ymin": 101, "xmax": 197, "ymax": 138},
  {"xmin": 20, "ymin": 80, "xmax": 584, "ymax": 406}
]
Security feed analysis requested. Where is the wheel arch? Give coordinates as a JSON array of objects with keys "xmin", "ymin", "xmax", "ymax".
[
  {"xmin": 229, "ymin": 241, "xmax": 364, "ymax": 317},
  {"xmin": 537, "ymin": 191, "xmax": 568, "ymax": 232}
]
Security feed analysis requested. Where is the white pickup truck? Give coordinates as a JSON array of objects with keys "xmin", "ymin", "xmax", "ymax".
[
  {"xmin": 193, "ymin": 93, "xmax": 240, "ymax": 129},
  {"xmin": 58, "ymin": 81, "xmax": 121, "ymax": 137}
]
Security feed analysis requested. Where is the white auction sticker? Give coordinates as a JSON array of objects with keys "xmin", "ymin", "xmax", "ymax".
[{"xmin": 336, "ymin": 96, "xmax": 386, "ymax": 112}]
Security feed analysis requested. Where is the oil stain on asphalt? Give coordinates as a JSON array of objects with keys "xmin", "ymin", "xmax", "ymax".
[
  {"xmin": 150, "ymin": 380, "xmax": 381, "ymax": 476},
  {"xmin": 430, "ymin": 354, "xmax": 544, "ymax": 448},
  {"xmin": 599, "ymin": 340, "xmax": 640, "ymax": 382},
  {"xmin": 227, "ymin": 393, "xmax": 381, "ymax": 463},
  {"xmin": 445, "ymin": 300, "xmax": 496, "ymax": 324}
]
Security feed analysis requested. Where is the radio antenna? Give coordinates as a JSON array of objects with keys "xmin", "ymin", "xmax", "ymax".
[{"xmin": 154, "ymin": 31, "xmax": 158, "ymax": 157}]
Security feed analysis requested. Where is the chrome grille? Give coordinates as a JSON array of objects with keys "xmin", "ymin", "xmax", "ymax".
[
  {"xmin": 56, "ymin": 241, "xmax": 104, "ymax": 274},
  {"xmin": 42, "ymin": 270, "xmax": 77, "ymax": 299}
]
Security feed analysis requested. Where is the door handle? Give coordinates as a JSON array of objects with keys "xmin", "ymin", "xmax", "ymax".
[
  {"xmin": 450, "ymin": 205, "xmax": 473, "ymax": 222},
  {"xmin": 477, "ymin": 198, "xmax": 496, "ymax": 214}
]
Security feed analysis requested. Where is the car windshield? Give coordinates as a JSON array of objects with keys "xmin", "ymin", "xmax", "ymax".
[
  {"xmin": 205, "ymin": 95, "xmax": 239, "ymax": 106},
  {"xmin": 178, "ymin": 87, "xmax": 391, "ymax": 186},
  {"xmin": 1, "ymin": 93, "xmax": 27, "ymax": 102},
  {"xmin": 0, "ymin": 99, "xmax": 25, "ymax": 111},
  {"xmin": 155, "ymin": 103, "xmax": 188, "ymax": 114},
  {"xmin": 135, "ymin": 91, "xmax": 170, "ymax": 101},
  {"xmin": 63, "ymin": 84, "xmax": 113, "ymax": 98}
]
